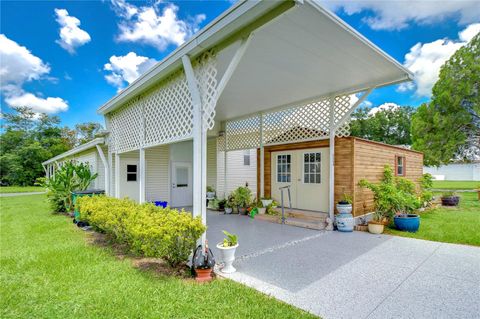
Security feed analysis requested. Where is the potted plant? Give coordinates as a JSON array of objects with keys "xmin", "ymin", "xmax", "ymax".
[
  {"xmin": 441, "ymin": 191, "xmax": 460, "ymax": 206},
  {"xmin": 207, "ymin": 198, "xmax": 219, "ymax": 210},
  {"xmin": 336, "ymin": 192, "xmax": 353, "ymax": 214},
  {"xmin": 233, "ymin": 186, "xmax": 252, "ymax": 215},
  {"xmin": 260, "ymin": 197, "xmax": 273, "ymax": 208},
  {"xmin": 256, "ymin": 200, "xmax": 266, "ymax": 214},
  {"xmin": 192, "ymin": 243, "xmax": 215, "ymax": 282},
  {"xmin": 206, "ymin": 186, "xmax": 216, "ymax": 199},
  {"xmin": 218, "ymin": 199, "xmax": 226, "ymax": 211},
  {"xmin": 394, "ymin": 211, "xmax": 420, "ymax": 232},
  {"xmin": 224, "ymin": 195, "xmax": 234, "ymax": 214},
  {"xmin": 216, "ymin": 230, "xmax": 239, "ymax": 274},
  {"xmin": 368, "ymin": 211, "xmax": 386, "ymax": 234}
]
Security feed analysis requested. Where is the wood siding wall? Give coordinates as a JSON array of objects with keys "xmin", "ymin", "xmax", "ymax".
[
  {"xmin": 353, "ymin": 139, "xmax": 423, "ymax": 216},
  {"xmin": 257, "ymin": 137, "xmax": 423, "ymax": 217}
]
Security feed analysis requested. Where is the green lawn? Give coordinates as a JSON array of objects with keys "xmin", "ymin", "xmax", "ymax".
[
  {"xmin": 0, "ymin": 186, "xmax": 45, "ymax": 193},
  {"xmin": 386, "ymin": 192, "xmax": 480, "ymax": 246},
  {"xmin": 431, "ymin": 180, "xmax": 479, "ymax": 190},
  {"xmin": 0, "ymin": 195, "xmax": 316, "ymax": 319}
]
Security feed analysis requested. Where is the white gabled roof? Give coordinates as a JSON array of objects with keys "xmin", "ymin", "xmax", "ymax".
[
  {"xmin": 42, "ymin": 138, "xmax": 105, "ymax": 165},
  {"xmin": 98, "ymin": 0, "xmax": 412, "ymax": 119}
]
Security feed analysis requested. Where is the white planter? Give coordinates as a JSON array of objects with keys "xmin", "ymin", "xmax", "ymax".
[
  {"xmin": 206, "ymin": 192, "xmax": 216, "ymax": 199},
  {"xmin": 225, "ymin": 207, "xmax": 233, "ymax": 214},
  {"xmin": 258, "ymin": 207, "xmax": 266, "ymax": 214},
  {"xmin": 336, "ymin": 203, "xmax": 352, "ymax": 214},
  {"xmin": 216, "ymin": 243, "xmax": 239, "ymax": 273},
  {"xmin": 368, "ymin": 223, "xmax": 384, "ymax": 234},
  {"xmin": 261, "ymin": 199, "xmax": 273, "ymax": 207}
]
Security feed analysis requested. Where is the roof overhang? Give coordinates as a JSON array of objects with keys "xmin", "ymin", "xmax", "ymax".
[
  {"xmin": 98, "ymin": 0, "xmax": 412, "ymax": 120},
  {"xmin": 42, "ymin": 138, "xmax": 105, "ymax": 165}
]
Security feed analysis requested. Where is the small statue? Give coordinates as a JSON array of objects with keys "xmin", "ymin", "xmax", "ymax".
[{"xmin": 325, "ymin": 217, "xmax": 334, "ymax": 231}]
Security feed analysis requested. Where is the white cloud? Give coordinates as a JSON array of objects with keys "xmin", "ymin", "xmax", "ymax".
[
  {"xmin": 0, "ymin": 34, "xmax": 68, "ymax": 113},
  {"xmin": 111, "ymin": 0, "xmax": 206, "ymax": 51},
  {"xmin": 368, "ymin": 102, "xmax": 400, "ymax": 115},
  {"xmin": 0, "ymin": 34, "xmax": 50, "ymax": 89},
  {"xmin": 104, "ymin": 52, "xmax": 157, "ymax": 90},
  {"xmin": 322, "ymin": 0, "xmax": 480, "ymax": 30},
  {"xmin": 55, "ymin": 8, "xmax": 91, "ymax": 54},
  {"xmin": 4, "ymin": 92, "xmax": 68, "ymax": 114},
  {"xmin": 398, "ymin": 23, "xmax": 480, "ymax": 97}
]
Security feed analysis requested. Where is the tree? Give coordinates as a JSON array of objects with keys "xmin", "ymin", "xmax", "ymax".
[
  {"xmin": 350, "ymin": 105, "xmax": 415, "ymax": 145},
  {"xmin": 75, "ymin": 122, "xmax": 103, "ymax": 145},
  {"xmin": 412, "ymin": 34, "xmax": 479, "ymax": 166}
]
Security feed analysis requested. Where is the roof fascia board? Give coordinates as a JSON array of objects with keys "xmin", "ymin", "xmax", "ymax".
[
  {"xmin": 98, "ymin": 0, "xmax": 293, "ymax": 115},
  {"xmin": 42, "ymin": 138, "xmax": 105, "ymax": 165}
]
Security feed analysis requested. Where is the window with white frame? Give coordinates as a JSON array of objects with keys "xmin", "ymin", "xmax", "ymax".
[
  {"xmin": 126, "ymin": 164, "xmax": 137, "ymax": 182},
  {"xmin": 303, "ymin": 152, "xmax": 321, "ymax": 184},
  {"xmin": 243, "ymin": 149, "xmax": 250, "ymax": 166},
  {"xmin": 396, "ymin": 156, "xmax": 405, "ymax": 176},
  {"xmin": 277, "ymin": 154, "xmax": 291, "ymax": 183}
]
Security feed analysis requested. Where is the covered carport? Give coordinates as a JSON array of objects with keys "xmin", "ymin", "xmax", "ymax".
[{"xmin": 98, "ymin": 0, "xmax": 412, "ymax": 248}]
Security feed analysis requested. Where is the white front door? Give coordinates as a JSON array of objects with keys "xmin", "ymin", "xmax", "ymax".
[
  {"xmin": 171, "ymin": 161, "xmax": 193, "ymax": 207},
  {"xmin": 120, "ymin": 159, "xmax": 139, "ymax": 201},
  {"xmin": 270, "ymin": 148, "xmax": 329, "ymax": 212},
  {"xmin": 271, "ymin": 152, "xmax": 297, "ymax": 208}
]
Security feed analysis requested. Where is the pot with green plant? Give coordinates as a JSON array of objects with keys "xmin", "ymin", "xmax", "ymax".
[
  {"xmin": 233, "ymin": 186, "xmax": 252, "ymax": 215},
  {"xmin": 368, "ymin": 211, "xmax": 386, "ymax": 234},
  {"xmin": 441, "ymin": 191, "xmax": 460, "ymax": 206},
  {"xmin": 206, "ymin": 186, "xmax": 216, "ymax": 199},
  {"xmin": 336, "ymin": 192, "xmax": 353, "ymax": 214},
  {"xmin": 216, "ymin": 230, "xmax": 239, "ymax": 274},
  {"xmin": 224, "ymin": 195, "xmax": 234, "ymax": 214},
  {"xmin": 218, "ymin": 199, "xmax": 226, "ymax": 211},
  {"xmin": 256, "ymin": 200, "xmax": 266, "ymax": 214},
  {"xmin": 260, "ymin": 197, "xmax": 273, "ymax": 208}
]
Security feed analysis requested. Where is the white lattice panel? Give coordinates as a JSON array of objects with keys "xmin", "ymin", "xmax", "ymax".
[
  {"xmin": 108, "ymin": 50, "xmax": 218, "ymax": 152},
  {"xmin": 109, "ymin": 98, "xmax": 143, "ymax": 153},
  {"xmin": 224, "ymin": 94, "xmax": 354, "ymax": 151},
  {"xmin": 194, "ymin": 50, "xmax": 218, "ymax": 131},
  {"xmin": 143, "ymin": 70, "xmax": 193, "ymax": 147},
  {"xmin": 225, "ymin": 116, "xmax": 261, "ymax": 150}
]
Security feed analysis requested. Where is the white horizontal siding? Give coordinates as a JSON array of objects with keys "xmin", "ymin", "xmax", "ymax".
[
  {"xmin": 217, "ymin": 147, "xmax": 257, "ymax": 199},
  {"xmin": 146, "ymin": 145, "xmax": 170, "ymax": 202}
]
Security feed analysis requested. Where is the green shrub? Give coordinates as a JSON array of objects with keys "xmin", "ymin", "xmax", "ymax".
[
  {"xmin": 232, "ymin": 186, "xmax": 252, "ymax": 208},
  {"xmin": 78, "ymin": 196, "xmax": 205, "ymax": 267},
  {"xmin": 39, "ymin": 161, "xmax": 97, "ymax": 212},
  {"xmin": 359, "ymin": 165, "xmax": 422, "ymax": 219}
]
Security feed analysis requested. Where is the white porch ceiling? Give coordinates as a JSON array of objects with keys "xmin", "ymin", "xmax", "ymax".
[{"xmin": 214, "ymin": 1, "xmax": 411, "ymax": 121}]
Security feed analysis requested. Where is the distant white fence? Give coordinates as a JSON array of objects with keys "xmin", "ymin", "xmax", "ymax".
[{"xmin": 424, "ymin": 163, "xmax": 480, "ymax": 181}]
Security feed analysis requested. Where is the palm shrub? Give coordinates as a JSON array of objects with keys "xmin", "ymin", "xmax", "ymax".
[
  {"xmin": 40, "ymin": 161, "xmax": 97, "ymax": 212},
  {"xmin": 78, "ymin": 196, "xmax": 206, "ymax": 267},
  {"xmin": 359, "ymin": 165, "xmax": 422, "ymax": 220}
]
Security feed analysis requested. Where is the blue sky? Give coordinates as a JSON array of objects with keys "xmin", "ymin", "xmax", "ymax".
[{"xmin": 1, "ymin": 0, "xmax": 479, "ymax": 128}]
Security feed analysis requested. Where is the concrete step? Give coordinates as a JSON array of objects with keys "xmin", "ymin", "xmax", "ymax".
[{"xmin": 285, "ymin": 217, "xmax": 326, "ymax": 230}]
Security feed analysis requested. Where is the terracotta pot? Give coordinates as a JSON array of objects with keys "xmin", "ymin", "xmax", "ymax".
[
  {"xmin": 368, "ymin": 222, "xmax": 384, "ymax": 234},
  {"xmin": 195, "ymin": 268, "xmax": 213, "ymax": 282}
]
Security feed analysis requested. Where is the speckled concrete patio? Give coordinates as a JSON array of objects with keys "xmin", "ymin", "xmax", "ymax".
[{"xmin": 207, "ymin": 211, "xmax": 480, "ymax": 319}]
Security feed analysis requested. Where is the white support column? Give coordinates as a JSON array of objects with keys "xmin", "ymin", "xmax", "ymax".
[
  {"xmin": 328, "ymin": 97, "xmax": 336, "ymax": 223},
  {"xmin": 96, "ymin": 145, "xmax": 109, "ymax": 195},
  {"xmin": 139, "ymin": 148, "xmax": 146, "ymax": 204},
  {"xmin": 115, "ymin": 153, "xmax": 120, "ymax": 198},
  {"xmin": 108, "ymin": 151, "xmax": 113, "ymax": 196},
  {"xmin": 223, "ymin": 127, "xmax": 228, "ymax": 199},
  {"xmin": 182, "ymin": 55, "xmax": 206, "ymax": 248},
  {"xmin": 259, "ymin": 113, "xmax": 265, "ymax": 198}
]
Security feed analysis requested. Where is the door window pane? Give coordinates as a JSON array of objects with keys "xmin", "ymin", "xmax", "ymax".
[
  {"xmin": 176, "ymin": 166, "xmax": 188, "ymax": 187},
  {"xmin": 303, "ymin": 152, "xmax": 321, "ymax": 184},
  {"xmin": 277, "ymin": 154, "xmax": 291, "ymax": 183}
]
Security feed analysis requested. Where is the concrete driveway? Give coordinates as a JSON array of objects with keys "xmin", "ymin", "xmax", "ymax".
[{"xmin": 207, "ymin": 212, "xmax": 480, "ymax": 319}]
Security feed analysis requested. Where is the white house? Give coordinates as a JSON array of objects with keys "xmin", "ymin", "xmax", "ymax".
[
  {"xmin": 424, "ymin": 162, "xmax": 480, "ymax": 181},
  {"xmin": 43, "ymin": 0, "xmax": 412, "ymax": 245}
]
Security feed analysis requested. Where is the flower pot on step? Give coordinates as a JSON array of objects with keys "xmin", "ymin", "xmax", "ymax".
[
  {"xmin": 216, "ymin": 243, "xmax": 239, "ymax": 273},
  {"xmin": 261, "ymin": 199, "xmax": 273, "ymax": 207}
]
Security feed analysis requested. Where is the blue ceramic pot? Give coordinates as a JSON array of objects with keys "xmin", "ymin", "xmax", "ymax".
[
  {"xmin": 336, "ymin": 212, "xmax": 354, "ymax": 232},
  {"xmin": 394, "ymin": 214, "xmax": 420, "ymax": 232}
]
